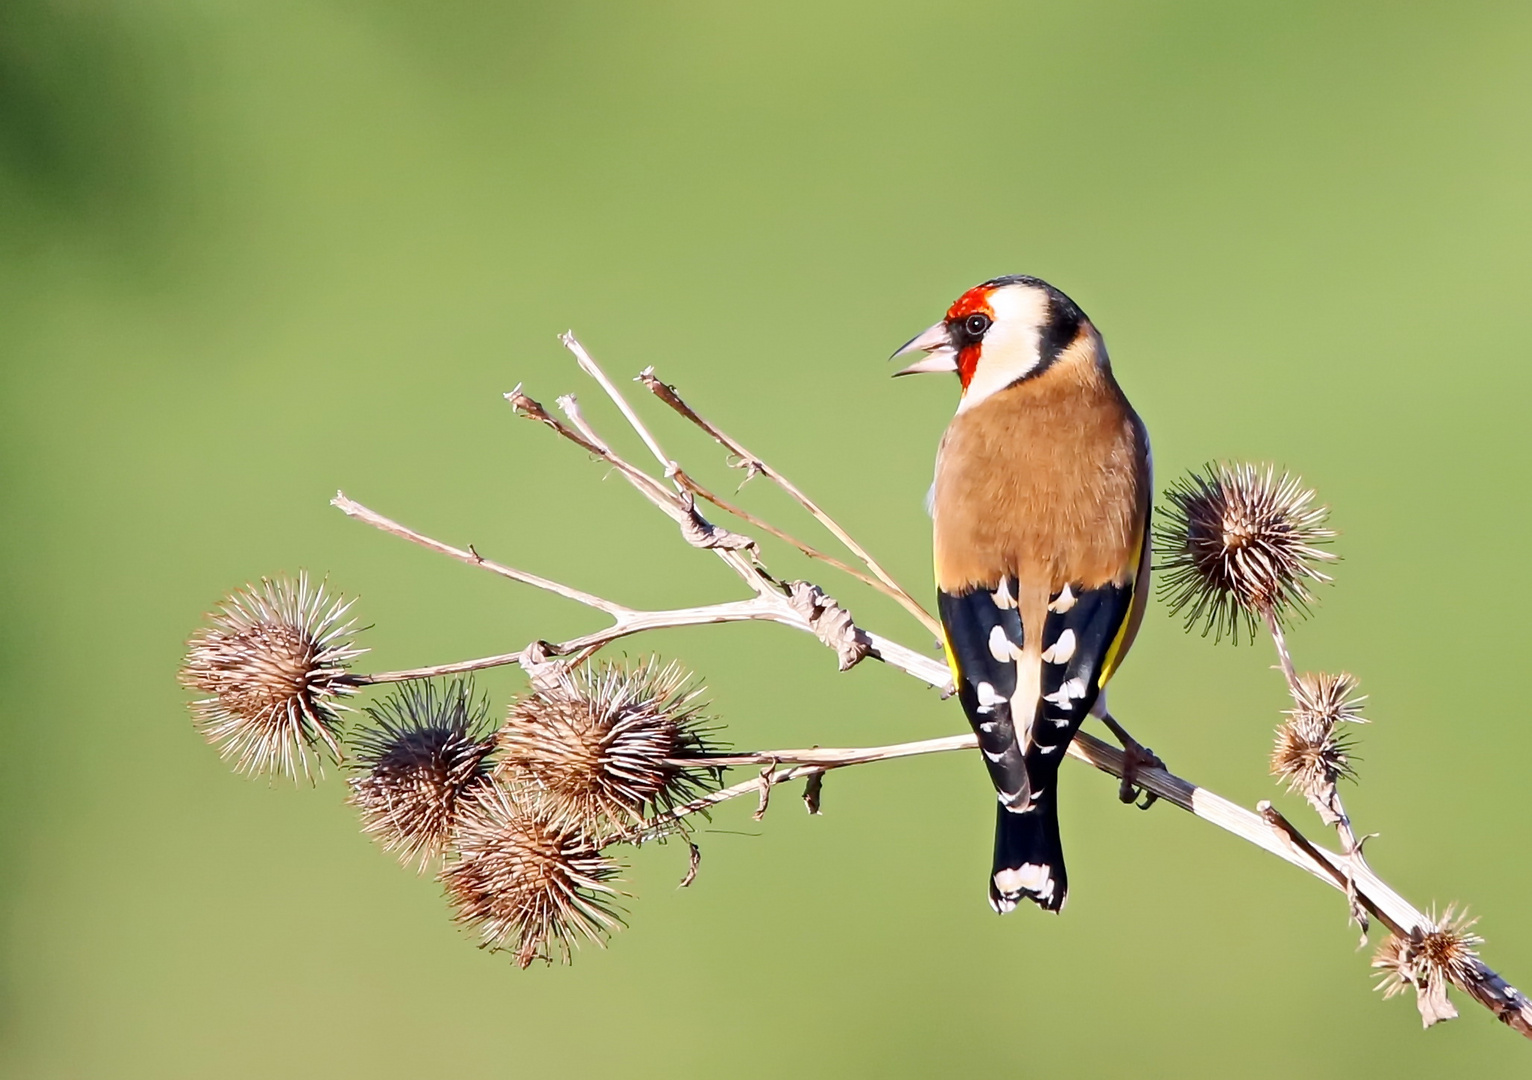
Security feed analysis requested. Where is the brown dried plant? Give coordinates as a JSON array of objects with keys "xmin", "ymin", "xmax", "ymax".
[
  {"xmin": 1374, "ymin": 907, "xmax": 1486, "ymax": 1027},
  {"xmin": 179, "ymin": 573, "xmax": 363, "ymax": 780},
  {"xmin": 348, "ymin": 678, "xmax": 498, "ymax": 871},
  {"xmin": 1155, "ymin": 463, "xmax": 1335, "ymax": 642},
  {"xmin": 1271, "ymin": 671, "xmax": 1366, "ymax": 825},
  {"xmin": 441, "ymin": 784, "xmax": 623, "ymax": 968},
  {"xmin": 495, "ymin": 658, "xmax": 722, "ymax": 831}
]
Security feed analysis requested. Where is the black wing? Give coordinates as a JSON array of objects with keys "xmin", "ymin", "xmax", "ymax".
[
  {"xmin": 938, "ymin": 580, "xmax": 1031, "ymax": 811},
  {"xmin": 1023, "ymin": 580, "xmax": 1135, "ymax": 800}
]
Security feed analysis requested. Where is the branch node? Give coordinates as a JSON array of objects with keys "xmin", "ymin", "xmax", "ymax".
[
  {"xmin": 677, "ymin": 491, "xmax": 758, "ymax": 553},
  {"xmin": 518, "ymin": 641, "xmax": 569, "ymax": 694},
  {"xmin": 786, "ymin": 581, "xmax": 871, "ymax": 671}
]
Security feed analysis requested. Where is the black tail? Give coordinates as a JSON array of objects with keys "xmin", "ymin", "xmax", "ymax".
[{"xmin": 989, "ymin": 788, "xmax": 1066, "ymax": 913}]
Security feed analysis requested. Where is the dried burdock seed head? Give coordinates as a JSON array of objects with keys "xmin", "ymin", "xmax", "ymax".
[
  {"xmin": 495, "ymin": 658, "xmax": 722, "ymax": 831},
  {"xmin": 1271, "ymin": 672, "xmax": 1365, "ymax": 824},
  {"xmin": 1155, "ymin": 463, "xmax": 1335, "ymax": 643},
  {"xmin": 1287, "ymin": 670, "xmax": 1368, "ymax": 731},
  {"xmin": 441, "ymin": 785, "xmax": 623, "ymax": 968},
  {"xmin": 179, "ymin": 573, "xmax": 363, "ymax": 780},
  {"xmin": 1374, "ymin": 906, "xmax": 1485, "ymax": 1027},
  {"xmin": 348, "ymin": 678, "xmax": 498, "ymax": 871}
]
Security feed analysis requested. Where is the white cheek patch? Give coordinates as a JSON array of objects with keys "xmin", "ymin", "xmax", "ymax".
[{"xmin": 957, "ymin": 286, "xmax": 1050, "ymax": 412}]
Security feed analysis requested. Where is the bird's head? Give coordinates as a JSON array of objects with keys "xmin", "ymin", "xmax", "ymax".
[{"xmin": 892, "ymin": 276, "xmax": 1093, "ymax": 409}]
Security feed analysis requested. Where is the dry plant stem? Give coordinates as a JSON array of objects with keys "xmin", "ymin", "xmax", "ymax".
[
  {"xmin": 638, "ymin": 368, "xmax": 944, "ymax": 640},
  {"xmin": 668, "ymin": 466, "xmax": 898, "ymax": 600},
  {"xmin": 333, "ymin": 336, "xmax": 1530, "ymax": 1038},
  {"xmin": 332, "ymin": 492, "xmax": 621, "ymax": 615},
  {"xmin": 333, "ymin": 495, "xmax": 939, "ymax": 686},
  {"xmin": 1260, "ymin": 804, "xmax": 1532, "ymax": 1038},
  {"xmin": 659, "ymin": 727, "xmax": 1532, "ymax": 1039},
  {"xmin": 1262, "ymin": 605, "xmax": 1369, "ymax": 910},
  {"xmin": 355, "ymin": 651, "xmax": 528, "ymax": 685}
]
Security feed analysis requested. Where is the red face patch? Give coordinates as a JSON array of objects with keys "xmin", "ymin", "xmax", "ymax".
[{"xmin": 945, "ymin": 285, "xmax": 994, "ymax": 390}]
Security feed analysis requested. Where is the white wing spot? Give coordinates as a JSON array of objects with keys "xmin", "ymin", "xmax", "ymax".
[
  {"xmin": 1043, "ymin": 677, "xmax": 1087, "ymax": 710},
  {"xmin": 992, "ymin": 578, "xmax": 1018, "ymax": 610},
  {"xmin": 988, "ymin": 625, "xmax": 1018, "ymax": 661},
  {"xmin": 1041, "ymin": 629, "xmax": 1076, "ymax": 665},
  {"xmin": 1037, "ymin": 743, "xmax": 1059, "ymax": 754},
  {"xmin": 976, "ymin": 682, "xmax": 1007, "ymax": 708},
  {"xmin": 1049, "ymin": 585, "xmax": 1076, "ymax": 613}
]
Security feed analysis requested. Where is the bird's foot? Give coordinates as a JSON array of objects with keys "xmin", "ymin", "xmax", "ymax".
[{"xmin": 1097, "ymin": 711, "xmax": 1164, "ymax": 810}]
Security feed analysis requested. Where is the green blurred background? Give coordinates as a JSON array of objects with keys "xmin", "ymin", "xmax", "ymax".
[{"xmin": 3, "ymin": 1, "xmax": 1530, "ymax": 1075}]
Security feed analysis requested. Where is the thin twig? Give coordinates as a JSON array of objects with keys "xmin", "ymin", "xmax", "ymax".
[
  {"xmin": 638, "ymin": 368, "xmax": 943, "ymax": 639},
  {"xmin": 1263, "ymin": 604, "xmax": 1370, "ymax": 933},
  {"xmin": 669, "ymin": 465, "xmax": 896, "ymax": 598},
  {"xmin": 332, "ymin": 491, "xmax": 624, "ymax": 615},
  {"xmin": 563, "ymin": 333, "xmax": 673, "ymax": 472},
  {"xmin": 353, "ymin": 651, "xmax": 528, "ymax": 685}
]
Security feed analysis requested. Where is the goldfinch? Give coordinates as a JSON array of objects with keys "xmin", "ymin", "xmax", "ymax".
[{"xmin": 894, "ymin": 275, "xmax": 1153, "ymax": 913}]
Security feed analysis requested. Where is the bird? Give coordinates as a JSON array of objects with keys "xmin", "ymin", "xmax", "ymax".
[{"xmin": 893, "ymin": 274, "xmax": 1156, "ymax": 914}]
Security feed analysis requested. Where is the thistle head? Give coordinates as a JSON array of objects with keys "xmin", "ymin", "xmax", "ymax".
[
  {"xmin": 1271, "ymin": 672, "xmax": 1366, "ymax": 824},
  {"xmin": 441, "ymin": 785, "xmax": 623, "ymax": 968},
  {"xmin": 495, "ymin": 658, "xmax": 722, "ymax": 832},
  {"xmin": 1156, "ymin": 463, "xmax": 1335, "ymax": 642},
  {"xmin": 1374, "ymin": 906, "xmax": 1484, "ymax": 1027},
  {"xmin": 348, "ymin": 678, "xmax": 498, "ymax": 871},
  {"xmin": 179, "ymin": 573, "xmax": 363, "ymax": 780}
]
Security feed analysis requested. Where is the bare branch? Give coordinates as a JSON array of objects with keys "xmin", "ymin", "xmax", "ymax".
[
  {"xmin": 352, "ymin": 651, "xmax": 528, "ymax": 685},
  {"xmin": 1263, "ymin": 605, "xmax": 1371, "ymax": 935},
  {"xmin": 512, "ymin": 379, "xmax": 772, "ymax": 595},
  {"xmin": 332, "ymin": 491, "xmax": 625, "ymax": 616},
  {"xmin": 563, "ymin": 332, "xmax": 674, "ymax": 473},
  {"xmin": 638, "ymin": 367, "xmax": 944, "ymax": 639},
  {"xmin": 669, "ymin": 465, "xmax": 901, "ymax": 597}
]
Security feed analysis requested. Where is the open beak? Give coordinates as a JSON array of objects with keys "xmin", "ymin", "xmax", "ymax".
[{"xmin": 890, "ymin": 320, "xmax": 958, "ymax": 376}]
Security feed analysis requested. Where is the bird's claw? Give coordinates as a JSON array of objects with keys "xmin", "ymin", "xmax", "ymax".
[{"xmin": 1117, "ymin": 739, "xmax": 1164, "ymax": 810}]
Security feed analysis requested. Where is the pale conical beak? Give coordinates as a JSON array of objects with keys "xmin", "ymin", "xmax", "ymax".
[{"xmin": 890, "ymin": 320, "xmax": 958, "ymax": 376}]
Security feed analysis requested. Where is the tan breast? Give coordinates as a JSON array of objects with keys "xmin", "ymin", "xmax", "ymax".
[{"xmin": 932, "ymin": 330, "xmax": 1149, "ymax": 595}]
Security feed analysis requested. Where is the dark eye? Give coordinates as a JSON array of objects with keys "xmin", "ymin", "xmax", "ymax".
[{"xmin": 963, "ymin": 313, "xmax": 991, "ymax": 338}]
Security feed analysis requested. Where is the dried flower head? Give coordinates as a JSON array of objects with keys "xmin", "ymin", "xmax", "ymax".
[
  {"xmin": 1374, "ymin": 906, "xmax": 1484, "ymax": 1027},
  {"xmin": 441, "ymin": 785, "xmax": 623, "ymax": 968},
  {"xmin": 496, "ymin": 658, "xmax": 722, "ymax": 830},
  {"xmin": 1271, "ymin": 672, "xmax": 1365, "ymax": 824},
  {"xmin": 1155, "ymin": 463, "xmax": 1335, "ymax": 642},
  {"xmin": 179, "ymin": 574, "xmax": 364, "ymax": 779},
  {"xmin": 348, "ymin": 678, "xmax": 498, "ymax": 871}
]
